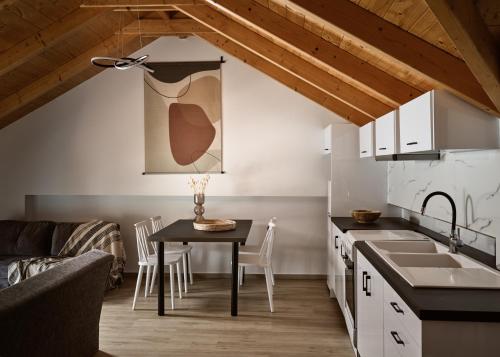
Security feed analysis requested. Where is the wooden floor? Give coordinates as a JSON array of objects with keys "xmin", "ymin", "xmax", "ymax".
[{"xmin": 97, "ymin": 276, "xmax": 355, "ymax": 357}]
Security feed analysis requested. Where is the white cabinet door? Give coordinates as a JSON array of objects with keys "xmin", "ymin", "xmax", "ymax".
[
  {"xmin": 375, "ymin": 111, "xmax": 398, "ymax": 155},
  {"xmin": 359, "ymin": 122, "xmax": 374, "ymax": 158},
  {"xmin": 399, "ymin": 92, "xmax": 433, "ymax": 153},
  {"xmin": 327, "ymin": 222, "xmax": 336, "ymax": 293},
  {"xmin": 333, "ymin": 230, "xmax": 344, "ymax": 309},
  {"xmin": 323, "ymin": 125, "xmax": 332, "ymax": 154},
  {"xmin": 356, "ymin": 251, "xmax": 384, "ymax": 357}
]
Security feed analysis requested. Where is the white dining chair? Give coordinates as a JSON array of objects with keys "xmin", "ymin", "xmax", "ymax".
[
  {"xmin": 132, "ymin": 219, "xmax": 183, "ymax": 311},
  {"xmin": 239, "ymin": 217, "xmax": 277, "ymax": 286},
  {"xmin": 149, "ymin": 216, "xmax": 193, "ymax": 294},
  {"xmin": 238, "ymin": 218, "xmax": 277, "ymax": 312}
]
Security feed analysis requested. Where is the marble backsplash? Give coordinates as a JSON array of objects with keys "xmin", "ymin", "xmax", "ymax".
[{"xmin": 388, "ymin": 149, "xmax": 500, "ymax": 258}]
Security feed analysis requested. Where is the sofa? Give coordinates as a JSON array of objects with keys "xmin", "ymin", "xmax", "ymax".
[
  {"xmin": 0, "ymin": 220, "xmax": 123, "ymax": 289},
  {"xmin": 0, "ymin": 250, "xmax": 113, "ymax": 357}
]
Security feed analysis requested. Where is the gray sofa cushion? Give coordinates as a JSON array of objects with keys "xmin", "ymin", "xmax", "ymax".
[
  {"xmin": 50, "ymin": 222, "xmax": 80, "ymax": 255},
  {"xmin": 0, "ymin": 255, "xmax": 31, "ymax": 289},
  {"xmin": 16, "ymin": 221, "xmax": 55, "ymax": 256},
  {"xmin": 0, "ymin": 221, "xmax": 27, "ymax": 255},
  {"xmin": 0, "ymin": 250, "xmax": 113, "ymax": 357}
]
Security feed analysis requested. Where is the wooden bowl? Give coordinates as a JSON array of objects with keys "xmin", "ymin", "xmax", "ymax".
[
  {"xmin": 193, "ymin": 219, "xmax": 237, "ymax": 232},
  {"xmin": 351, "ymin": 210, "xmax": 381, "ymax": 224}
]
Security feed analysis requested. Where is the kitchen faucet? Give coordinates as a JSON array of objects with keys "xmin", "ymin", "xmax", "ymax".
[{"xmin": 421, "ymin": 191, "xmax": 463, "ymax": 254}]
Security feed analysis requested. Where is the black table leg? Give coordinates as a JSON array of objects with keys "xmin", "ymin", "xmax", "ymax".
[
  {"xmin": 183, "ymin": 241, "xmax": 189, "ymax": 277},
  {"xmin": 158, "ymin": 241, "xmax": 164, "ymax": 316},
  {"xmin": 240, "ymin": 242, "xmax": 245, "ymax": 284},
  {"xmin": 231, "ymin": 242, "xmax": 239, "ymax": 316}
]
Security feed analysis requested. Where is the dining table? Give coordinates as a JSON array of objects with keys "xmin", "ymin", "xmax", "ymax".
[{"xmin": 148, "ymin": 219, "xmax": 253, "ymax": 316}]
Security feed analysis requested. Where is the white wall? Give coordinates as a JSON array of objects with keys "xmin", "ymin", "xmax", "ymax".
[{"xmin": 0, "ymin": 37, "xmax": 345, "ymax": 274}]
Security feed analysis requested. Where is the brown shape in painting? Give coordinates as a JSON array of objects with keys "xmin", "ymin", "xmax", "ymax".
[{"xmin": 169, "ymin": 103, "xmax": 216, "ymax": 166}]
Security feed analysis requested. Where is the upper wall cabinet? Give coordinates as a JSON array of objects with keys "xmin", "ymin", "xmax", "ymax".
[
  {"xmin": 375, "ymin": 110, "xmax": 398, "ymax": 156},
  {"xmin": 399, "ymin": 90, "xmax": 499, "ymax": 153},
  {"xmin": 359, "ymin": 122, "xmax": 374, "ymax": 158}
]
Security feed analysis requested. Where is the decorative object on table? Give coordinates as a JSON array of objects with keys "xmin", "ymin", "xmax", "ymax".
[
  {"xmin": 351, "ymin": 209, "xmax": 381, "ymax": 223},
  {"xmin": 90, "ymin": 10, "xmax": 153, "ymax": 73},
  {"xmin": 143, "ymin": 59, "xmax": 224, "ymax": 173},
  {"xmin": 189, "ymin": 175, "xmax": 210, "ymax": 223},
  {"xmin": 193, "ymin": 219, "xmax": 237, "ymax": 232}
]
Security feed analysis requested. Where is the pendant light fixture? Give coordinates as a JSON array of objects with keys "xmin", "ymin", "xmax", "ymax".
[{"xmin": 90, "ymin": 4, "xmax": 154, "ymax": 73}]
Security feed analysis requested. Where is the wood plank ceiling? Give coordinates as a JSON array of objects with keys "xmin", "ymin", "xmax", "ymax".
[{"xmin": 0, "ymin": 0, "xmax": 498, "ymax": 130}]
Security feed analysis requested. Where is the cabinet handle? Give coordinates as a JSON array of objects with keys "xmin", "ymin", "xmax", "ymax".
[
  {"xmin": 361, "ymin": 150, "xmax": 367, "ymax": 154},
  {"xmin": 365, "ymin": 275, "xmax": 372, "ymax": 296},
  {"xmin": 334, "ymin": 235, "xmax": 338, "ymax": 249},
  {"xmin": 390, "ymin": 302, "xmax": 404, "ymax": 314},
  {"xmin": 390, "ymin": 331, "xmax": 405, "ymax": 346},
  {"xmin": 406, "ymin": 141, "xmax": 418, "ymax": 146},
  {"xmin": 378, "ymin": 147, "xmax": 387, "ymax": 151},
  {"xmin": 362, "ymin": 271, "xmax": 367, "ymax": 292}
]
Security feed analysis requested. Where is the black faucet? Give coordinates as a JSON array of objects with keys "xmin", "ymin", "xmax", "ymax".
[{"xmin": 421, "ymin": 191, "xmax": 462, "ymax": 253}]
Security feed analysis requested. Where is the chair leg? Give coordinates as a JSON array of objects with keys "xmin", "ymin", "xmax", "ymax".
[
  {"xmin": 187, "ymin": 251, "xmax": 193, "ymax": 284},
  {"xmin": 132, "ymin": 265, "xmax": 144, "ymax": 310},
  {"xmin": 169, "ymin": 265, "xmax": 175, "ymax": 310},
  {"xmin": 182, "ymin": 254, "xmax": 188, "ymax": 293},
  {"xmin": 145, "ymin": 265, "xmax": 151, "ymax": 298},
  {"xmin": 150, "ymin": 264, "xmax": 157, "ymax": 294},
  {"xmin": 264, "ymin": 267, "xmax": 274, "ymax": 312},
  {"xmin": 176, "ymin": 262, "xmax": 182, "ymax": 299},
  {"xmin": 270, "ymin": 265, "xmax": 275, "ymax": 286}
]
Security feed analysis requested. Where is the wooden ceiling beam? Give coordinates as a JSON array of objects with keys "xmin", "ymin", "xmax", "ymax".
[
  {"xmin": 175, "ymin": 5, "xmax": 393, "ymax": 123},
  {"xmin": 425, "ymin": 0, "xmax": 500, "ymax": 112},
  {"xmin": 198, "ymin": 33, "xmax": 372, "ymax": 126},
  {"xmin": 80, "ymin": 0, "xmax": 201, "ymax": 8},
  {"xmin": 209, "ymin": 0, "xmax": 422, "ymax": 108},
  {"xmin": 0, "ymin": 34, "xmax": 148, "ymax": 127},
  {"xmin": 289, "ymin": 0, "xmax": 497, "ymax": 114},
  {"xmin": 119, "ymin": 19, "xmax": 213, "ymax": 34},
  {"xmin": 0, "ymin": 8, "xmax": 105, "ymax": 77}
]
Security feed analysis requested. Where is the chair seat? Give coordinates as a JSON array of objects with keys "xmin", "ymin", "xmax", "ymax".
[
  {"xmin": 139, "ymin": 253, "xmax": 183, "ymax": 266},
  {"xmin": 239, "ymin": 245, "xmax": 260, "ymax": 254},
  {"xmin": 238, "ymin": 254, "xmax": 269, "ymax": 267},
  {"xmin": 164, "ymin": 245, "xmax": 192, "ymax": 254}
]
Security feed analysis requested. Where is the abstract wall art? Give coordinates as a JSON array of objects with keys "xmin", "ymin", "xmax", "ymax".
[{"xmin": 144, "ymin": 60, "xmax": 223, "ymax": 173}]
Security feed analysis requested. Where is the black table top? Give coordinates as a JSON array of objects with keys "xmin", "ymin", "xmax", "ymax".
[
  {"xmin": 356, "ymin": 241, "xmax": 500, "ymax": 322},
  {"xmin": 331, "ymin": 217, "xmax": 418, "ymax": 233},
  {"xmin": 148, "ymin": 219, "xmax": 253, "ymax": 243}
]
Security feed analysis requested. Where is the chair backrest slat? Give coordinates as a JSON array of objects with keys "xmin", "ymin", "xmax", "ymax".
[
  {"xmin": 259, "ymin": 217, "xmax": 277, "ymax": 265},
  {"xmin": 134, "ymin": 220, "xmax": 152, "ymax": 263}
]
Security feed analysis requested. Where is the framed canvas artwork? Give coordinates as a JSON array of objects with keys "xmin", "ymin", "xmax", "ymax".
[{"xmin": 144, "ymin": 60, "xmax": 223, "ymax": 173}]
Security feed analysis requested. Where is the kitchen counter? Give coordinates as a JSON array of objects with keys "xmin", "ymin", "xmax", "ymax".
[
  {"xmin": 331, "ymin": 217, "xmax": 417, "ymax": 233},
  {"xmin": 356, "ymin": 241, "xmax": 500, "ymax": 322},
  {"xmin": 332, "ymin": 216, "xmax": 496, "ymax": 269}
]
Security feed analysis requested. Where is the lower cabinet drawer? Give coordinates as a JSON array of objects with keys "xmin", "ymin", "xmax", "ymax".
[
  {"xmin": 384, "ymin": 312, "xmax": 421, "ymax": 357},
  {"xmin": 384, "ymin": 282, "xmax": 421, "ymax": 342}
]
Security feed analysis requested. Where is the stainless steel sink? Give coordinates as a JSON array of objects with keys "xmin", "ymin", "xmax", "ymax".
[
  {"xmin": 370, "ymin": 240, "xmax": 438, "ymax": 254},
  {"xmin": 386, "ymin": 253, "xmax": 462, "ymax": 268}
]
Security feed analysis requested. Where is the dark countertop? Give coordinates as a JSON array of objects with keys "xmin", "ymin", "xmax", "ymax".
[
  {"xmin": 356, "ymin": 241, "xmax": 500, "ymax": 322},
  {"xmin": 331, "ymin": 217, "xmax": 418, "ymax": 233}
]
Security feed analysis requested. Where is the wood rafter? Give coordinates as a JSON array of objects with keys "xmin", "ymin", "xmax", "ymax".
[
  {"xmin": 198, "ymin": 33, "xmax": 372, "ymax": 126},
  {"xmin": 174, "ymin": 4, "xmax": 392, "ymax": 123},
  {"xmin": 80, "ymin": 0, "xmax": 200, "ymax": 8},
  {"xmin": 119, "ymin": 18, "xmax": 213, "ymax": 34},
  {"xmin": 0, "ymin": 34, "xmax": 152, "ymax": 128},
  {"xmin": 209, "ymin": 0, "xmax": 421, "ymax": 108},
  {"xmin": 425, "ymin": 0, "xmax": 500, "ymax": 112},
  {"xmin": 289, "ymin": 0, "xmax": 497, "ymax": 114},
  {"xmin": 0, "ymin": 8, "xmax": 105, "ymax": 77}
]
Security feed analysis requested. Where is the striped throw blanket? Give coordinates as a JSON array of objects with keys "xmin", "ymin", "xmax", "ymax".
[{"xmin": 8, "ymin": 221, "xmax": 125, "ymax": 289}]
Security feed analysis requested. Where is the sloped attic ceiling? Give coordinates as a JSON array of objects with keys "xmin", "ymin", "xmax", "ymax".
[{"xmin": 0, "ymin": 0, "xmax": 499, "ymax": 129}]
